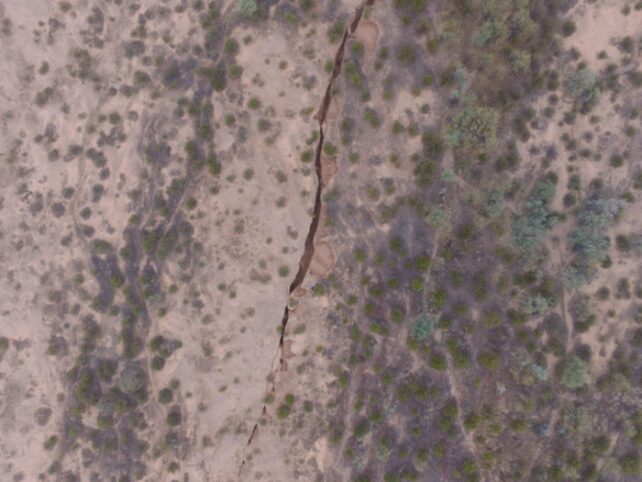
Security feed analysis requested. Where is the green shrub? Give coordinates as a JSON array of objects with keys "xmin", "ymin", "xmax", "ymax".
[
  {"xmin": 569, "ymin": 294, "xmax": 596, "ymax": 333},
  {"xmin": 166, "ymin": 406, "xmax": 182, "ymax": 426},
  {"xmin": 560, "ymin": 406, "xmax": 589, "ymax": 436},
  {"xmin": 477, "ymin": 351, "xmax": 500, "ymax": 370},
  {"xmin": 463, "ymin": 413, "xmax": 481, "ymax": 431},
  {"xmin": 628, "ymin": 70, "xmax": 642, "ymax": 87},
  {"xmin": 397, "ymin": 43, "xmax": 417, "ymax": 65},
  {"xmin": 276, "ymin": 404, "xmax": 291, "ymax": 419},
  {"xmin": 447, "ymin": 339, "xmax": 470, "ymax": 368},
  {"xmin": 473, "ymin": 14, "xmax": 503, "ymax": 47},
  {"xmin": 239, "ymin": 0, "xmax": 257, "ymax": 17},
  {"xmin": 483, "ymin": 189, "xmax": 505, "ymax": 218},
  {"xmin": 323, "ymin": 142, "xmax": 338, "ymax": 156},
  {"xmin": 563, "ymin": 259, "xmax": 594, "ymax": 290},
  {"xmin": 411, "ymin": 315, "xmax": 434, "ymax": 340},
  {"xmin": 561, "ymin": 19, "xmax": 576, "ymax": 37},
  {"xmin": 97, "ymin": 358, "xmax": 118, "ymax": 382},
  {"xmin": 440, "ymin": 400, "xmax": 458, "ymax": 429},
  {"xmin": 444, "ymin": 96, "xmax": 499, "ymax": 152},
  {"xmin": 565, "ymin": 68, "xmax": 598, "ymax": 108},
  {"xmin": 198, "ymin": 63, "xmax": 226, "ymax": 91},
  {"xmin": 569, "ymin": 198, "xmax": 624, "ymax": 261},
  {"xmin": 416, "ymin": 254, "xmax": 431, "ymax": 271},
  {"xmin": 224, "ymin": 38, "xmax": 239, "ymax": 56},
  {"xmin": 560, "ymin": 356, "xmax": 588, "ymax": 389},
  {"xmin": 0, "ymin": 336, "xmax": 9, "ymax": 360},
  {"xmin": 460, "ymin": 457, "xmax": 479, "ymax": 480},
  {"xmin": 327, "ymin": 21, "xmax": 344, "ymax": 43},
  {"xmin": 421, "ymin": 130, "xmax": 444, "ymax": 159},
  {"xmin": 363, "ymin": 108, "xmax": 381, "ymax": 128},
  {"xmin": 44, "ymin": 435, "xmax": 58, "ymax": 450},
  {"xmin": 531, "ymin": 364, "xmax": 549, "ymax": 382},
  {"xmin": 620, "ymin": 452, "xmax": 641, "ymax": 476},
  {"xmin": 354, "ymin": 418, "xmax": 370, "ymax": 438},
  {"xmin": 565, "ymin": 197, "xmax": 625, "ymax": 288},
  {"xmin": 413, "ymin": 160, "xmax": 435, "ymax": 187},
  {"xmin": 158, "ymin": 388, "xmax": 173, "ymax": 404},
  {"xmin": 522, "ymin": 294, "xmax": 553, "ymax": 316},
  {"xmin": 151, "ymin": 356, "xmax": 166, "ymax": 370},
  {"xmin": 149, "ymin": 335, "xmax": 182, "ymax": 358},
  {"xmin": 75, "ymin": 369, "xmax": 100, "ymax": 405},
  {"xmin": 340, "ymin": 117, "xmax": 355, "ymax": 144},
  {"xmin": 482, "ymin": 309, "xmax": 502, "ymax": 327},
  {"xmin": 512, "ymin": 180, "xmax": 556, "ymax": 252},
  {"xmin": 248, "ymin": 97, "xmax": 262, "ymax": 109},
  {"xmin": 411, "ymin": 278, "xmax": 424, "ymax": 292},
  {"xmin": 391, "ymin": 308, "xmax": 404, "ymax": 324},
  {"xmin": 430, "ymin": 288, "xmax": 447, "ymax": 309},
  {"xmin": 429, "ymin": 353, "xmax": 447, "ymax": 370}
]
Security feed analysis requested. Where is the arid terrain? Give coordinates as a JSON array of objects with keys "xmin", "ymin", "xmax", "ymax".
[{"xmin": 0, "ymin": 0, "xmax": 641, "ymax": 481}]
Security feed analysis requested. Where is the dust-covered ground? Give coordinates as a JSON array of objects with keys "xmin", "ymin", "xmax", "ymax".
[{"xmin": 1, "ymin": 0, "xmax": 641, "ymax": 481}]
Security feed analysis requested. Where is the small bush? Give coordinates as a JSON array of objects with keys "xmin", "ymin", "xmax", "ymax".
[
  {"xmin": 166, "ymin": 406, "xmax": 182, "ymax": 426},
  {"xmin": 363, "ymin": 108, "xmax": 381, "ymax": 128},
  {"xmin": 44, "ymin": 435, "xmax": 58, "ymax": 450},
  {"xmin": 354, "ymin": 418, "xmax": 371, "ymax": 438},
  {"xmin": 397, "ymin": 43, "xmax": 417, "ymax": 65},
  {"xmin": 561, "ymin": 19, "xmax": 576, "ymax": 37},
  {"xmin": 158, "ymin": 388, "xmax": 173, "ymax": 404},
  {"xmin": 328, "ymin": 21, "xmax": 344, "ymax": 43},
  {"xmin": 429, "ymin": 353, "xmax": 447, "ymax": 370}
]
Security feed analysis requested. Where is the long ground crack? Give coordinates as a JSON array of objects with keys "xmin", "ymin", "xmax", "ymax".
[{"xmin": 238, "ymin": 0, "xmax": 376, "ymax": 474}]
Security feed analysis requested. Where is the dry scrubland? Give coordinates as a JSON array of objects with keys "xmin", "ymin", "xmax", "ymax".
[{"xmin": 0, "ymin": 0, "xmax": 641, "ymax": 481}]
